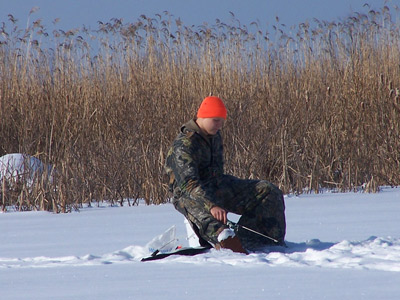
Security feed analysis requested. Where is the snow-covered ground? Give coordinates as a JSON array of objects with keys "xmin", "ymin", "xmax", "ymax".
[{"xmin": 1, "ymin": 187, "xmax": 400, "ymax": 299}]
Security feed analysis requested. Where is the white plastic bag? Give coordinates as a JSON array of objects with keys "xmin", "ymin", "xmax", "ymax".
[{"xmin": 146, "ymin": 225, "xmax": 179, "ymax": 254}]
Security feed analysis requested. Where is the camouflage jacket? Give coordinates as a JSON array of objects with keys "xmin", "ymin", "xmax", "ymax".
[{"xmin": 164, "ymin": 119, "xmax": 224, "ymax": 211}]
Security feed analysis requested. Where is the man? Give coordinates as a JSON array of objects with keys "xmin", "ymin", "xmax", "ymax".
[{"xmin": 164, "ymin": 96, "xmax": 286, "ymax": 253}]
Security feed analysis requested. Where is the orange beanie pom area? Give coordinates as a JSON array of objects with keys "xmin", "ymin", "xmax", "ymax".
[{"xmin": 196, "ymin": 96, "xmax": 227, "ymax": 120}]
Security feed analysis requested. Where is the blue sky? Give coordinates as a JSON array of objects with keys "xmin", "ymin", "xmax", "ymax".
[{"xmin": 0, "ymin": 0, "xmax": 390, "ymax": 31}]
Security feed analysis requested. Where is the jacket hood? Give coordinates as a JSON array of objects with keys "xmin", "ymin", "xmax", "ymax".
[
  {"xmin": 181, "ymin": 119, "xmax": 201, "ymax": 134},
  {"xmin": 181, "ymin": 119, "xmax": 219, "ymax": 142}
]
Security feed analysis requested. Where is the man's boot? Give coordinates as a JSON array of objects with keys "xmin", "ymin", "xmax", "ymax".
[{"xmin": 216, "ymin": 235, "xmax": 248, "ymax": 254}]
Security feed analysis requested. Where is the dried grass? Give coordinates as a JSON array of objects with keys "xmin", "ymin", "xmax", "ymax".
[{"xmin": 1, "ymin": 5, "xmax": 399, "ymax": 211}]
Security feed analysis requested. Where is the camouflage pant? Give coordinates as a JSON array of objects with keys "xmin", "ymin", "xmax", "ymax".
[{"xmin": 173, "ymin": 175, "xmax": 286, "ymax": 250}]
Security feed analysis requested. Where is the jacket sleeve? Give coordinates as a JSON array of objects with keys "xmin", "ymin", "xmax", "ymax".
[{"xmin": 170, "ymin": 135, "xmax": 216, "ymax": 211}]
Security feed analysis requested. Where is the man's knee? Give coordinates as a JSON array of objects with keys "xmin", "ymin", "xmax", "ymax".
[
  {"xmin": 257, "ymin": 181, "xmax": 284, "ymax": 202},
  {"xmin": 172, "ymin": 197, "xmax": 224, "ymax": 245}
]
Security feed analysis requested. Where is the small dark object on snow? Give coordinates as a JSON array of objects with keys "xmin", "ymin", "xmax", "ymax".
[{"xmin": 141, "ymin": 246, "xmax": 211, "ymax": 262}]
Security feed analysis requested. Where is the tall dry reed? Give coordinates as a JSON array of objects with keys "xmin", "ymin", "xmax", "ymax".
[{"xmin": 0, "ymin": 4, "xmax": 399, "ymax": 211}]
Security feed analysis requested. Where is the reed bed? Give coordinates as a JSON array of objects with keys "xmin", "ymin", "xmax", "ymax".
[{"xmin": 0, "ymin": 5, "xmax": 399, "ymax": 211}]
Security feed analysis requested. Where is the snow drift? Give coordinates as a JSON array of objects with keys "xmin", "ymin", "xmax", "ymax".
[
  {"xmin": 0, "ymin": 153, "xmax": 54, "ymax": 186},
  {"xmin": 1, "ymin": 186, "xmax": 399, "ymax": 300}
]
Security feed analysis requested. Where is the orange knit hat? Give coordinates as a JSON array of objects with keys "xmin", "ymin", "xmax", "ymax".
[{"xmin": 197, "ymin": 96, "xmax": 227, "ymax": 119}]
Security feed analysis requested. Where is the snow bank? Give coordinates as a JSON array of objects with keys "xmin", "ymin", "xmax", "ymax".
[
  {"xmin": 1, "ymin": 236, "xmax": 399, "ymax": 272},
  {"xmin": 0, "ymin": 153, "xmax": 54, "ymax": 186},
  {"xmin": 1, "ymin": 187, "xmax": 400, "ymax": 300}
]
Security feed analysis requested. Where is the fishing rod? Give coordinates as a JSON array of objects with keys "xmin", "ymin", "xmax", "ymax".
[{"xmin": 227, "ymin": 220, "xmax": 279, "ymax": 244}]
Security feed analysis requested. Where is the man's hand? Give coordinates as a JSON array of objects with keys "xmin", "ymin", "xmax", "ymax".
[{"xmin": 210, "ymin": 206, "xmax": 227, "ymax": 224}]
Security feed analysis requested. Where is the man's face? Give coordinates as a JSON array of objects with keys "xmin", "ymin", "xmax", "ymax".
[{"xmin": 197, "ymin": 117, "xmax": 225, "ymax": 135}]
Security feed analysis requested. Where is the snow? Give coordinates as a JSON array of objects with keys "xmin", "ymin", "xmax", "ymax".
[
  {"xmin": 0, "ymin": 153, "xmax": 54, "ymax": 186},
  {"xmin": 217, "ymin": 228, "xmax": 236, "ymax": 242},
  {"xmin": 1, "ymin": 187, "xmax": 400, "ymax": 299}
]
